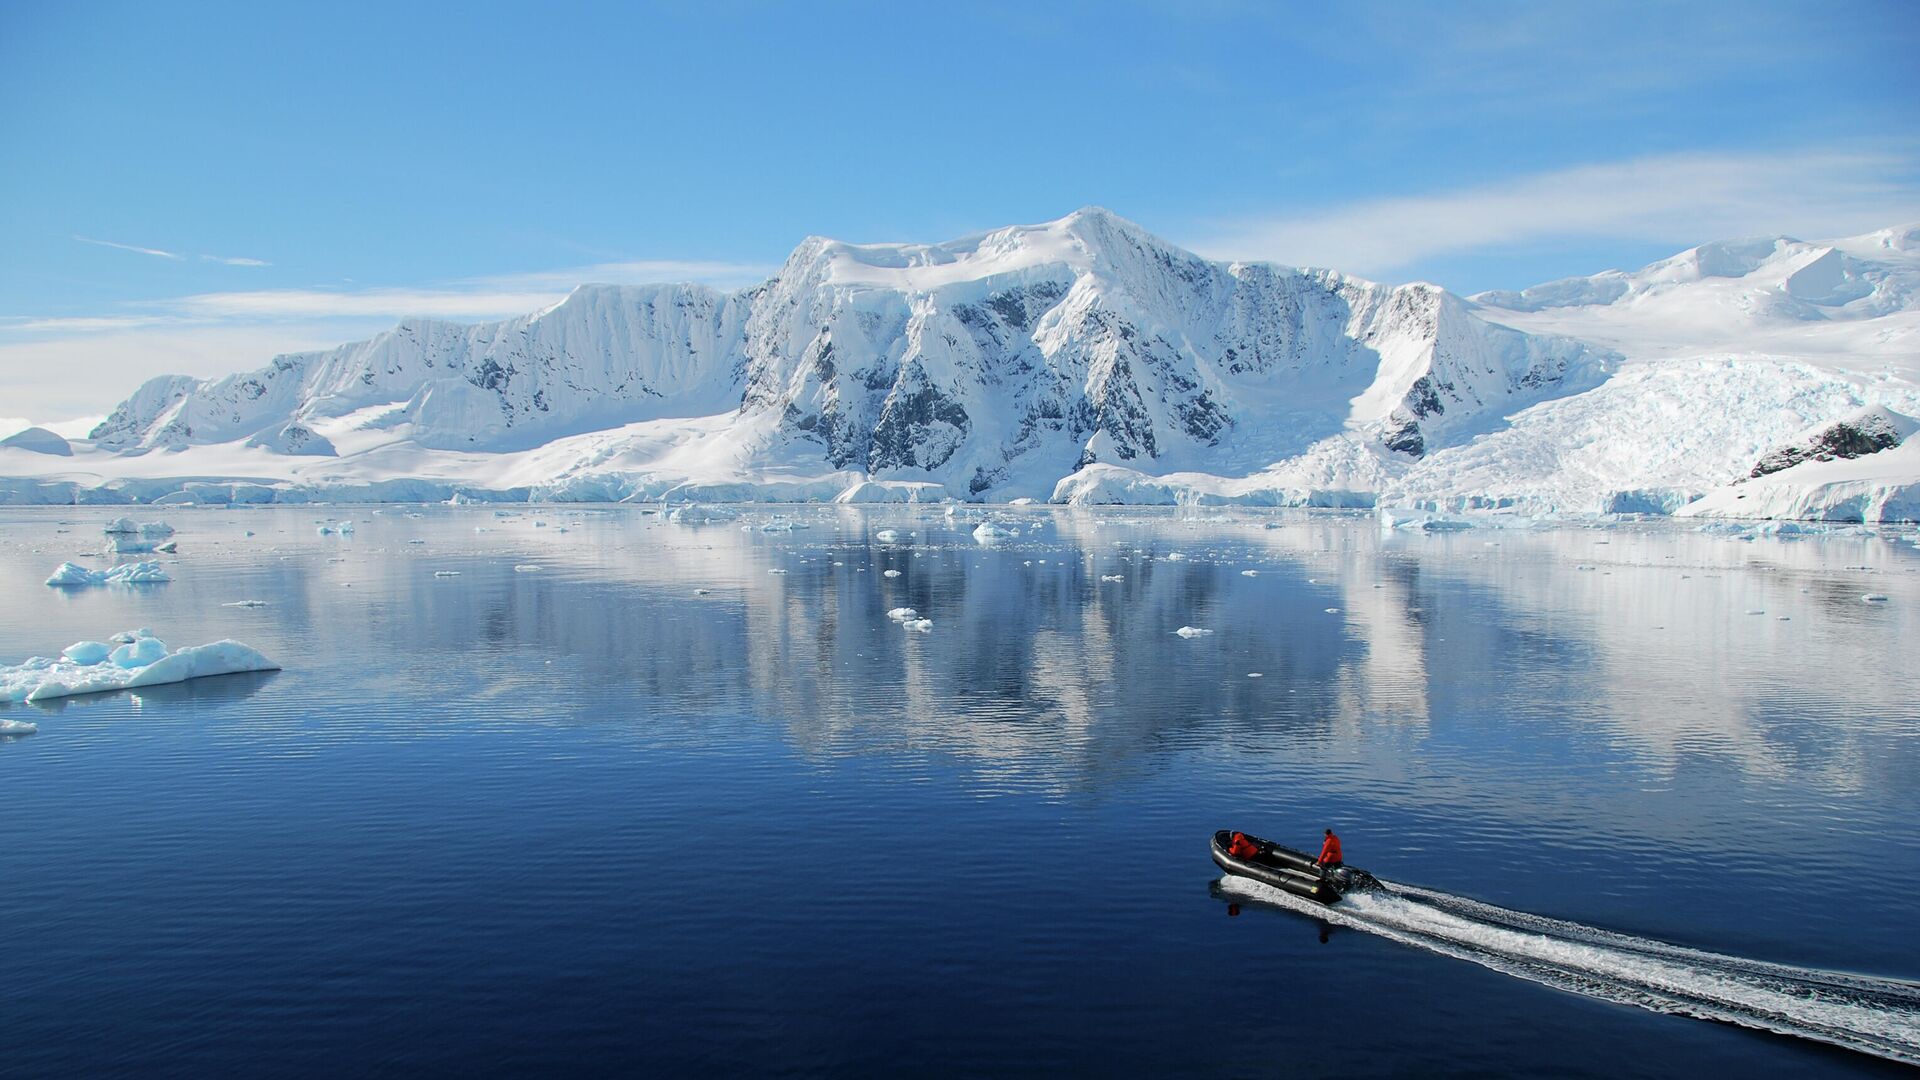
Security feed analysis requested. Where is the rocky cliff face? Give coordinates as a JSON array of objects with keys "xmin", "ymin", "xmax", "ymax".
[{"xmin": 85, "ymin": 208, "xmax": 1611, "ymax": 496}]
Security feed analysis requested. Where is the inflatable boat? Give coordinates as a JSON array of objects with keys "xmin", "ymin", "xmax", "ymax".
[{"xmin": 1211, "ymin": 830, "xmax": 1376, "ymax": 904}]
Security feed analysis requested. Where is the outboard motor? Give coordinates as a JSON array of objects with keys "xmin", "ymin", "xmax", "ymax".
[{"xmin": 1328, "ymin": 866, "xmax": 1380, "ymax": 894}]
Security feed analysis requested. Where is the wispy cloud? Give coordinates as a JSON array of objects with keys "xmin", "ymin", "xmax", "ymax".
[
  {"xmin": 75, "ymin": 235, "xmax": 184, "ymax": 260},
  {"xmin": 1192, "ymin": 145, "xmax": 1920, "ymax": 278},
  {"xmin": 151, "ymin": 258, "xmax": 774, "ymax": 323},
  {"xmin": 7, "ymin": 257, "xmax": 777, "ymax": 338},
  {"xmin": 75, "ymin": 235, "xmax": 273, "ymax": 267}
]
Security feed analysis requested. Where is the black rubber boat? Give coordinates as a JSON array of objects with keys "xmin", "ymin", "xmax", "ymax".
[{"xmin": 1211, "ymin": 830, "xmax": 1377, "ymax": 904}]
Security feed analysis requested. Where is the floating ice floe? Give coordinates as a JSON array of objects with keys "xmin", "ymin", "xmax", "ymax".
[
  {"xmin": 1240, "ymin": 569, "xmax": 1260, "ymax": 577},
  {"xmin": 973, "ymin": 522, "xmax": 1018, "ymax": 544},
  {"xmin": 514, "ymin": 564, "xmax": 543, "ymax": 572},
  {"xmin": 667, "ymin": 504, "xmax": 739, "ymax": 525},
  {"xmin": 317, "ymin": 521, "xmax": 354, "ymax": 536},
  {"xmin": 1100, "ymin": 574, "xmax": 1124, "ymax": 582},
  {"xmin": 1863, "ymin": 594, "xmax": 1890, "ymax": 603},
  {"xmin": 0, "ymin": 717, "xmax": 36, "ymax": 735},
  {"xmin": 434, "ymin": 570, "xmax": 461, "ymax": 577},
  {"xmin": 903, "ymin": 619, "xmax": 932, "ymax": 632},
  {"xmin": 874, "ymin": 529, "xmax": 904, "ymax": 543},
  {"xmin": 883, "ymin": 569, "xmax": 903, "ymax": 578},
  {"xmin": 222, "ymin": 599, "xmax": 269, "ymax": 608},
  {"xmin": 887, "ymin": 607, "xmax": 918, "ymax": 621},
  {"xmin": 1174, "ymin": 626, "xmax": 1214, "ymax": 638},
  {"xmin": 45, "ymin": 561, "xmax": 171, "ymax": 587},
  {"xmin": 1377, "ymin": 508, "xmax": 1476, "ymax": 533},
  {"xmin": 1, "ymin": 629, "xmax": 279, "ymax": 704}
]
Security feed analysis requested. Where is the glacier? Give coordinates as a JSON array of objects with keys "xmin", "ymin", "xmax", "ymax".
[{"xmin": 4, "ymin": 211, "xmax": 1918, "ymax": 521}]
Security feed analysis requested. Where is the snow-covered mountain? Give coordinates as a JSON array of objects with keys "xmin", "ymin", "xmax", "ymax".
[
  {"xmin": 7, "ymin": 211, "xmax": 1920, "ymax": 519},
  {"xmin": 75, "ymin": 209, "xmax": 1605, "ymax": 501}
]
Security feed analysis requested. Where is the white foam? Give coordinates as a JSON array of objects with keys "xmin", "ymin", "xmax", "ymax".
[{"xmin": 1218, "ymin": 875, "xmax": 1920, "ymax": 1066}]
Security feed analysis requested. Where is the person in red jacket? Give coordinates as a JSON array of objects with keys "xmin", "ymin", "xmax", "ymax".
[
  {"xmin": 1227, "ymin": 831, "xmax": 1260, "ymax": 859},
  {"xmin": 1316, "ymin": 828, "xmax": 1343, "ymax": 870}
]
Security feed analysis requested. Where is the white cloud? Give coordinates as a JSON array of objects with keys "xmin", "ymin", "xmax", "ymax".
[
  {"xmin": 0, "ymin": 323, "xmax": 391, "ymax": 421},
  {"xmin": 0, "ymin": 254, "xmax": 776, "ymax": 420},
  {"xmin": 203, "ymin": 254, "xmax": 272, "ymax": 267},
  {"xmin": 1192, "ymin": 146, "xmax": 1920, "ymax": 278},
  {"xmin": 75, "ymin": 235, "xmax": 184, "ymax": 260},
  {"xmin": 169, "ymin": 286, "xmax": 569, "ymax": 321}
]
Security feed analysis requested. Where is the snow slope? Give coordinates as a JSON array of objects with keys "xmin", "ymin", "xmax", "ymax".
[{"xmin": 6, "ymin": 213, "xmax": 1918, "ymax": 518}]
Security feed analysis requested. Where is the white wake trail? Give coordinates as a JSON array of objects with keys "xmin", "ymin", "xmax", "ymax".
[{"xmin": 1217, "ymin": 875, "xmax": 1920, "ymax": 1066}]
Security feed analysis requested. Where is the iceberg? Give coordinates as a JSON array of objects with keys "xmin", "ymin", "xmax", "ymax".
[
  {"xmin": 1, "ymin": 630, "xmax": 279, "ymax": 704},
  {"xmin": 667, "ymin": 504, "xmax": 739, "ymax": 525},
  {"xmin": 973, "ymin": 521, "xmax": 1018, "ymax": 544},
  {"xmin": 45, "ymin": 560, "xmax": 172, "ymax": 587},
  {"xmin": 1175, "ymin": 626, "xmax": 1214, "ymax": 638},
  {"xmin": 103, "ymin": 518, "xmax": 174, "ymax": 539}
]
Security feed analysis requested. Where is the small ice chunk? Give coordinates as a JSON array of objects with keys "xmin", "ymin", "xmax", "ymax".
[
  {"xmin": 1247, "ymin": 672, "xmax": 1263, "ymax": 678},
  {"xmin": 62, "ymin": 641, "xmax": 112, "ymax": 664},
  {"xmin": 0, "ymin": 717, "xmax": 37, "ymax": 735},
  {"xmin": 1100, "ymin": 574, "xmax": 1124, "ymax": 582},
  {"xmin": 888, "ymin": 607, "xmax": 918, "ymax": 621},
  {"xmin": 1166, "ymin": 552, "xmax": 1186, "ymax": 561},
  {"xmin": 767, "ymin": 568, "xmax": 787, "ymax": 574},
  {"xmin": 883, "ymin": 569, "xmax": 902, "ymax": 578},
  {"xmin": 1324, "ymin": 607, "xmax": 1341, "ymax": 614},
  {"xmin": 904, "ymin": 618, "xmax": 932, "ymax": 632},
  {"xmin": 223, "ymin": 600, "xmax": 269, "ymax": 608},
  {"xmin": 874, "ymin": 529, "xmax": 902, "ymax": 543},
  {"xmin": 1240, "ymin": 569, "xmax": 1259, "ymax": 577},
  {"xmin": 155, "ymin": 540, "xmax": 178, "ymax": 554},
  {"xmin": 434, "ymin": 570, "xmax": 461, "ymax": 577},
  {"xmin": 1174, "ymin": 626, "xmax": 1213, "ymax": 638},
  {"xmin": 514, "ymin": 564, "xmax": 543, "ymax": 572},
  {"xmin": 1863, "ymin": 594, "xmax": 1890, "ymax": 603}
]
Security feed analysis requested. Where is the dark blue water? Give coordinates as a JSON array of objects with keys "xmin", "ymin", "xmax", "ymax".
[{"xmin": 3, "ymin": 506, "xmax": 1918, "ymax": 1076}]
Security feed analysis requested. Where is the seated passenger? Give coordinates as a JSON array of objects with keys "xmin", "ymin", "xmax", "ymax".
[{"xmin": 1227, "ymin": 832, "xmax": 1260, "ymax": 859}]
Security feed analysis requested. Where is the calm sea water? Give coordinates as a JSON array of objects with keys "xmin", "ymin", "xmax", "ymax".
[{"xmin": 2, "ymin": 505, "xmax": 1918, "ymax": 1077}]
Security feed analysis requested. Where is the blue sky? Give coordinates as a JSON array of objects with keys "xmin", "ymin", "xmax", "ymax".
[{"xmin": 3, "ymin": 0, "xmax": 1918, "ymax": 427}]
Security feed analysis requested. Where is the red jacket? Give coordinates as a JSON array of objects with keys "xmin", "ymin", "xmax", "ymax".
[
  {"xmin": 1318, "ymin": 833, "xmax": 1343, "ymax": 864},
  {"xmin": 1228, "ymin": 833, "xmax": 1260, "ymax": 858}
]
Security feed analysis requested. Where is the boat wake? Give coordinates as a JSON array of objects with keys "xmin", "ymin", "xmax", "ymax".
[{"xmin": 1216, "ymin": 874, "xmax": 1920, "ymax": 1066}]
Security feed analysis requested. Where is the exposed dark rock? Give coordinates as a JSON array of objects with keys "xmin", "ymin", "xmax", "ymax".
[{"xmin": 1749, "ymin": 410, "xmax": 1907, "ymax": 479}]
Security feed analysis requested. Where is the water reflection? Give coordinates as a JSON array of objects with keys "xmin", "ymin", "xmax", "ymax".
[{"xmin": 3, "ymin": 506, "xmax": 1917, "ymax": 815}]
